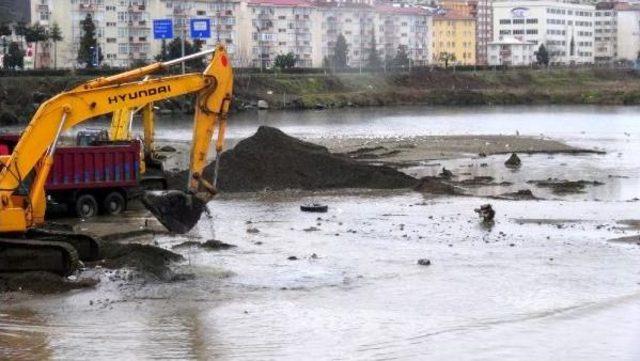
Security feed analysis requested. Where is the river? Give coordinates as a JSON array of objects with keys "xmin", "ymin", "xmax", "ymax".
[{"xmin": 2, "ymin": 105, "xmax": 640, "ymax": 360}]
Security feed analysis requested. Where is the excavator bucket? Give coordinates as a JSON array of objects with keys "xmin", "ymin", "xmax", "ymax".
[{"xmin": 141, "ymin": 190, "xmax": 207, "ymax": 234}]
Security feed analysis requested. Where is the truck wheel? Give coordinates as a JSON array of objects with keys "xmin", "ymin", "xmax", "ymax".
[
  {"xmin": 75, "ymin": 194, "xmax": 98, "ymax": 219},
  {"xmin": 103, "ymin": 192, "xmax": 126, "ymax": 215}
]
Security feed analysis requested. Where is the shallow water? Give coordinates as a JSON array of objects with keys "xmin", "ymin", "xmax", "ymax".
[{"xmin": 2, "ymin": 105, "xmax": 640, "ymax": 360}]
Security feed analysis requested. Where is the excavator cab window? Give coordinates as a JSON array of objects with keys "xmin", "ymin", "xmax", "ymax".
[{"xmin": 76, "ymin": 130, "xmax": 110, "ymax": 146}]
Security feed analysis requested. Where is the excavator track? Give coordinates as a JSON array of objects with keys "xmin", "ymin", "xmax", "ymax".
[
  {"xmin": 26, "ymin": 229, "xmax": 101, "ymax": 262},
  {"xmin": 0, "ymin": 238, "xmax": 80, "ymax": 276}
]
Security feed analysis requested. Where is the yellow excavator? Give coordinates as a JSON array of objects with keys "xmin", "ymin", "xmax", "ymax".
[{"xmin": 0, "ymin": 45, "xmax": 233, "ymax": 275}]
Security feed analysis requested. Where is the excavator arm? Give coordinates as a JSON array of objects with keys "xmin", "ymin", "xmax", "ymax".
[{"xmin": 0, "ymin": 45, "xmax": 233, "ymax": 233}]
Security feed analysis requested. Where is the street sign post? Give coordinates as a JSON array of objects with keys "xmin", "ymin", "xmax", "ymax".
[
  {"xmin": 153, "ymin": 19, "xmax": 174, "ymax": 39},
  {"xmin": 190, "ymin": 19, "xmax": 211, "ymax": 39}
]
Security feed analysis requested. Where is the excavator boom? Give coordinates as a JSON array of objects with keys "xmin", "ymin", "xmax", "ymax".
[{"xmin": 0, "ymin": 45, "xmax": 233, "ymax": 275}]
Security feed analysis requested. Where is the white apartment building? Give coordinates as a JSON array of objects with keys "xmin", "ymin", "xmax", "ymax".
[
  {"xmin": 375, "ymin": 4, "xmax": 431, "ymax": 66},
  {"xmin": 30, "ymin": 0, "xmax": 431, "ymax": 69},
  {"xmin": 615, "ymin": 3, "xmax": 640, "ymax": 62},
  {"xmin": 493, "ymin": 0, "xmax": 595, "ymax": 64},
  {"xmin": 487, "ymin": 36, "xmax": 535, "ymax": 65},
  {"xmin": 31, "ymin": 0, "xmax": 241, "ymax": 68},
  {"xmin": 594, "ymin": 2, "xmax": 617, "ymax": 63},
  {"xmin": 236, "ymin": 0, "xmax": 318, "ymax": 68}
]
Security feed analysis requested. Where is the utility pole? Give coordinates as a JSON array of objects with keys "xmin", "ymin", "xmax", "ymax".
[{"xmin": 181, "ymin": 27, "xmax": 186, "ymax": 74}]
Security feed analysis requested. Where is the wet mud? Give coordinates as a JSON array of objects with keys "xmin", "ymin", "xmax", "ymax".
[
  {"xmin": 527, "ymin": 178, "xmax": 605, "ymax": 194},
  {"xmin": 97, "ymin": 241, "xmax": 184, "ymax": 281},
  {"xmin": 0, "ymin": 272, "xmax": 98, "ymax": 294},
  {"xmin": 172, "ymin": 239, "xmax": 236, "ymax": 251}
]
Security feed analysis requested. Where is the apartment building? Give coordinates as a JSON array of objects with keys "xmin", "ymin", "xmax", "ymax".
[
  {"xmin": 487, "ymin": 36, "xmax": 535, "ymax": 65},
  {"xmin": 375, "ymin": 4, "xmax": 431, "ymax": 65},
  {"xmin": 493, "ymin": 0, "xmax": 595, "ymax": 64},
  {"xmin": 30, "ymin": 0, "xmax": 432, "ymax": 69},
  {"xmin": 616, "ymin": 3, "xmax": 640, "ymax": 62},
  {"xmin": 593, "ymin": 2, "xmax": 617, "ymax": 63},
  {"xmin": 432, "ymin": 8, "xmax": 476, "ymax": 65},
  {"xmin": 472, "ymin": 0, "xmax": 492, "ymax": 65},
  {"xmin": 236, "ymin": 0, "xmax": 317, "ymax": 68},
  {"xmin": 439, "ymin": 0, "xmax": 492, "ymax": 65}
]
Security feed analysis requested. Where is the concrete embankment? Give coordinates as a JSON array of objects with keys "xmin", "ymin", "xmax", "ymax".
[{"xmin": 2, "ymin": 67, "xmax": 640, "ymax": 124}]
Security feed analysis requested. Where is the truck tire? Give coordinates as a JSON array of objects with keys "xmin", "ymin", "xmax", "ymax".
[
  {"xmin": 75, "ymin": 194, "xmax": 98, "ymax": 219},
  {"xmin": 103, "ymin": 191, "xmax": 126, "ymax": 215}
]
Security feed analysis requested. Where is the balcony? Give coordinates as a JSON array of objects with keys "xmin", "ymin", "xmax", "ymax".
[{"xmin": 78, "ymin": 3, "xmax": 98, "ymax": 12}]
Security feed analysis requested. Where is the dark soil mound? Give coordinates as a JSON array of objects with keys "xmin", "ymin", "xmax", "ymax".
[
  {"xmin": 99, "ymin": 242, "xmax": 184, "ymax": 280},
  {"xmin": 167, "ymin": 126, "xmax": 418, "ymax": 192}
]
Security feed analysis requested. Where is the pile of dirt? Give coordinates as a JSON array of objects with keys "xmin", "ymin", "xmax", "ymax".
[
  {"xmin": 98, "ymin": 241, "xmax": 184, "ymax": 281},
  {"xmin": 167, "ymin": 126, "xmax": 418, "ymax": 192},
  {"xmin": 527, "ymin": 179, "xmax": 604, "ymax": 194}
]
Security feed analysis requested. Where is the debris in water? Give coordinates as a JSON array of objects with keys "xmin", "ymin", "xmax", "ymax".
[
  {"xmin": 417, "ymin": 259, "xmax": 431, "ymax": 266},
  {"xmin": 141, "ymin": 190, "xmax": 206, "ymax": 234},
  {"xmin": 474, "ymin": 204, "xmax": 496, "ymax": 222},
  {"xmin": 301, "ymin": 203, "xmax": 329, "ymax": 213},
  {"xmin": 287, "ymin": 256, "xmax": 298, "ymax": 261},
  {"xmin": 247, "ymin": 227, "xmax": 260, "ymax": 234},
  {"xmin": 439, "ymin": 167, "xmax": 453, "ymax": 179},
  {"xmin": 504, "ymin": 153, "xmax": 522, "ymax": 168}
]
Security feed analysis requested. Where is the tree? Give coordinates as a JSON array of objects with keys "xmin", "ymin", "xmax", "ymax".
[
  {"xmin": 24, "ymin": 23, "xmax": 48, "ymax": 69},
  {"xmin": 49, "ymin": 23, "xmax": 63, "ymax": 69},
  {"xmin": 77, "ymin": 14, "xmax": 101, "ymax": 68},
  {"xmin": 0, "ymin": 23, "xmax": 11, "ymax": 37},
  {"xmin": 394, "ymin": 45, "xmax": 410, "ymax": 68},
  {"xmin": 4, "ymin": 42, "xmax": 24, "ymax": 70},
  {"xmin": 366, "ymin": 33, "xmax": 382, "ymax": 69},
  {"xmin": 274, "ymin": 52, "xmax": 297, "ymax": 69},
  {"xmin": 163, "ymin": 37, "xmax": 204, "ymax": 69},
  {"xmin": 13, "ymin": 22, "xmax": 26, "ymax": 41},
  {"xmin": 0, "ymin": 23, "xmax": 11, "ymax": 56},
  {"xmin": 322, "ymin": 55, "xmax": 331, "ymax": 70},
  {"xmin": 536, "ymin": 44, "xmax": 549, "ymax": 66},
  {"xmin": 155, "ymin": 39, "xmax": 170, "ymax": 61},
  {"xmin": 438, "ymin": 52, "xmax": 456, "ymax": 68},
  {"xmin": 333, "ymin": 33, "xmax": 348, "ymax": 70}
]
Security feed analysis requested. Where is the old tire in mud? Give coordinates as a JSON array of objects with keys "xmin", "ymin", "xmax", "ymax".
[
  {"xmin": 75, "ymin": 194, "xmax": 98, "ymax": 219},
  {"xmin": 300, "ymin": 203, "xmax": 328, "ymax": 213},
  {"xmin": 102, "ymin": 191, "xmax": 126, "ymax": 215}
]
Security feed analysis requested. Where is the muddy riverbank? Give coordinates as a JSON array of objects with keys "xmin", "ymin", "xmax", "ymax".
[{"xmin": 3, "ymin": 68, "xmax": 640, "ymax": 125}]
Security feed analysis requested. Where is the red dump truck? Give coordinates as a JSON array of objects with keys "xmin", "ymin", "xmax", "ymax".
[{"xmin": 0, "ymin": 133, "xmax": 142, "ymax": 218}]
